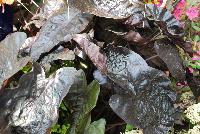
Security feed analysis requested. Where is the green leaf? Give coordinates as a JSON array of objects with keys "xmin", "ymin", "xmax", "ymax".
[
  {"xmin": 60, "ymin": 102, "xmax": 68, "ymax": 111},
  {"xmin": 51, "ymin": 124, "xmax": 61, "ymax": 132},
  {"xmin": 21, "ymin": 63, "xmax": 32, "ymax": 73},
  {"xmin": 84, "ymin": 119, "xmax": 106, "ymax": 134},
  {"xmin": 194, "ymin": 35, "xmax": 200, "ymax": 42},
  {"xmin": 51, "ymin": 122, "xmax": 70, "ymax": 133},
  {"xmin": 192, "ymin": 25, "xmax": 200, "ymax": 32},
  {"xmin": 65, "ymin": 71, "xmax": 100, "ymax": 134},
  {"xmin": 189, "ymin": 64, "xmax": 198, "ymax": 69},
  {"xmin": 61, "ymin": 125, "xmax": 68, "ymax": 134},
  {"xmin": 125, "ymin": 124, "xmax": 135, "ymax": 131}
]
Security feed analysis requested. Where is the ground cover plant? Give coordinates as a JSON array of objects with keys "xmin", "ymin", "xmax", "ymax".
[{"xmin": 0, "ymin": 0, "xmax": 199, "ymax": 134}]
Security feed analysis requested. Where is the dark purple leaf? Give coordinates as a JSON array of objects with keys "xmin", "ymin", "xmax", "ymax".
[
  {"xmin": 124, "ymin": 13, "xmax": 145, "ymax": 26},
  {"xmin": 145, "ymin": 4, "xmax": 184, "ymax": 38},
  {"xmin": 124, "ymin": 30, "xmax": 148, "ymax": 44},
  {"xmin": 30, "ymin": 8, "xmax": 93, "ymax": 60},
  {"xmin": 0, "ymin": 62, "xmax": 79, "ymax": 134},
  {"xmin": 106, "ymin": 46, "xmax": 177, "ymax": 134},
  {"xmin": 154, "ymin": 39, "xmax": 186, "ymax": 82}
]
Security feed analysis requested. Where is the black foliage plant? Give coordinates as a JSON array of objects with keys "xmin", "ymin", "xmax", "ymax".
[
  {"xmin": 0, "ymin": 0, "xmax": 199, "ymax": 134},
  {"xmin": 73, "ymin": 33, "xmax": 179, "ymax": 134}
]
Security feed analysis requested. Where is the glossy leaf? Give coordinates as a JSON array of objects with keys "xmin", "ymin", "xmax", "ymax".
[
  {"xmin": 0, "ymin": 62, "xmax": 80, "ymax": 133},
  {"xmin": 30, "ymin": 8, "xmax": 93, "ymax": 60},
  {"xmin": 145, "ymin": 4, "xmax": 184, "ymax": 38},
  {"xmin": 106, "ymin": 46, "xmax": 177, "ymax": 134},
  {"xmin": 69, "ymin": 0, "xmax": 144, "ymax": 19},
  {"xmin": 74, "ymin": 35, "xmax": 178, "ymax": 134},
  {"xmin": 28, "ymin": 0, "xmax": 66, "ymax": 29},
  {"xmin": 124, "ymin": 30, "xmax": 148, "ymax": 44},
  {"xmin": 144, "ymin": 4, "xmax": 194, "ymax": 55}
]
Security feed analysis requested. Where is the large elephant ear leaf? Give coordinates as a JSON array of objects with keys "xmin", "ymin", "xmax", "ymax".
[
  {"xmin": 106, "ymin": 46, "xmax": 177, "ymax": 134},
  {"xmin": 84, "ymin": 118, "xmax": 106, "ymax": 134},
  {"xmin": 65, "ymin": 71, "xmax": 100, "ymax": 134}
]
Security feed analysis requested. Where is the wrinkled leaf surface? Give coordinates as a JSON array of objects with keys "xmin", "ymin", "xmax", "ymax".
[{"xmin": 0, "ymin": 62, "xmax": 80, "ymax": 134}]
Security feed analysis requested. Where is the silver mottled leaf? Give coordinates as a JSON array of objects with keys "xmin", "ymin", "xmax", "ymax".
[
  {"xmin": 0, "ymin": 62, "xmax": 81, "ymax": 134},
  {"xmin": 69, "ymin": 0, "xmax": 144, "ymax": 19},
  {"xmin": 0, "ymin": 32, "xmax": 30, "ymax": 87},
  {"xmin": 30, "ymin": 8, "xmax": 93, "ymax": 60},
  {"xmin": 73, "ymin": 34, "xmax": 177, "ymax": 133}
]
